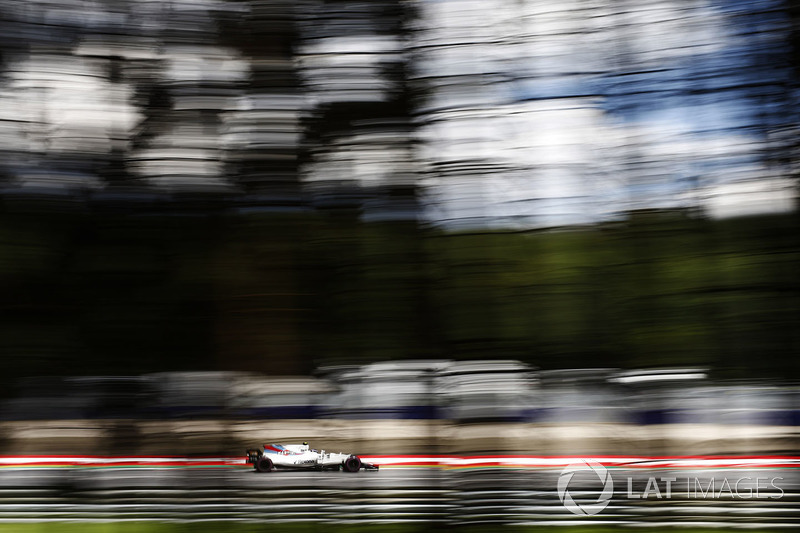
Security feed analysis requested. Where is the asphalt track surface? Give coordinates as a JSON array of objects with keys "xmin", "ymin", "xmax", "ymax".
[{"xmin": 0, "ymin": 456, "xmax": 797, "ymax": 526}]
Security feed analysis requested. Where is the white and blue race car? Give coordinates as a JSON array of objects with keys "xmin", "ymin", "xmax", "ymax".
[{"xmin": 246, "ymin": 442, "xmax": 378, "ymax": 472}]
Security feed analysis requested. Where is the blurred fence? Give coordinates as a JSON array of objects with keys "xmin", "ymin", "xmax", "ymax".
[{"xmin": 0, "ymin": 463, "xmax": 797, "ymax": 528}]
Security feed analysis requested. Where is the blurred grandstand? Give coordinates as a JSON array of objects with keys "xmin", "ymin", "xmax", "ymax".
[{"xmin": 0, "ymin": 362, "xmax": 796, "ymax": 457}]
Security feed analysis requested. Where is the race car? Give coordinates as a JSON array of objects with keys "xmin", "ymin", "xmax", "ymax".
[{"xmin": 246, "ymin": 442, "xmax": 379, "ymax": 472}]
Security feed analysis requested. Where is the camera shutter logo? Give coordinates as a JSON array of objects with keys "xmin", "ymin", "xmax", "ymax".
[{"xmin": 557, "ymin": 460, "xmax": 614, "ymax": 516}]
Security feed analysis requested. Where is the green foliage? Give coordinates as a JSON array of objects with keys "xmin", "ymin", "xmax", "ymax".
[{"xmin": 0, "ymin": 209, "xmax": 797, "ymax": 388}]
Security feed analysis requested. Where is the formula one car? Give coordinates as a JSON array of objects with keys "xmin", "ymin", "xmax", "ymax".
[{"xmin": 246, "ymin": 442, "xmax": 379, "ymax": 472}]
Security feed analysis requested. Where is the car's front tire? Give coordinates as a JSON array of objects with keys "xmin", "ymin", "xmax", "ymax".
[
  {"xmin": 343, "ymin": 455, "xmax": 361, "ymax": 473},
  {"xmin": 255, "ymin": 457, "xmax": 273, "ymax": 473}
]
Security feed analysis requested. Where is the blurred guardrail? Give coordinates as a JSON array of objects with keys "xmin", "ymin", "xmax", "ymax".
[{"xmin": 0, "ymin": 457, "xmax": 797, "ymax": 527}]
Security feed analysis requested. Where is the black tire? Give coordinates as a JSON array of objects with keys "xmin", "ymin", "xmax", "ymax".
[
  {"xmin": 343, "ymin": 455, "xmax": 361, "ymax": 473},
  {"xmin": 255, "ymin": 457, "xmax": 273, "ymax": 473}
]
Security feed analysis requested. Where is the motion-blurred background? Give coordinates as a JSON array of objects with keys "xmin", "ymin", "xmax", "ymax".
[{"xmin": 0, "ymin": 0, "xmax": 798, "ymax": 529}]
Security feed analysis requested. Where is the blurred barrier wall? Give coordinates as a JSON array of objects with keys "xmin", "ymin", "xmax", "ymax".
[{"xmin": 0, "ymin": 459, "xmax": 797, "ymax": 528}]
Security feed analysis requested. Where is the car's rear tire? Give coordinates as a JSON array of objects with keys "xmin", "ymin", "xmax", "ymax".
[
  {"xmin": 343, "ymin": 455, "xmax": 361, "ymax": 473},
  {"xmin": 255, "ymin": 457, "xmax": 273, "ymax": 473}
]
